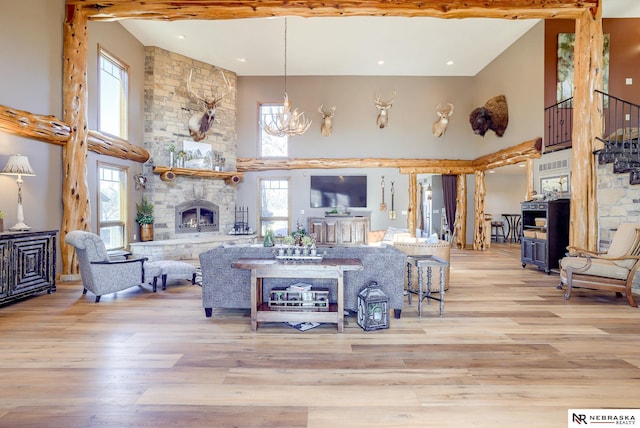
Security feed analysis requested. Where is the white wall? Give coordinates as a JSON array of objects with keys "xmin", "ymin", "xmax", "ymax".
[{"xmin": 0, "ymin": 0, "xmax": 65, "ymax": 270}]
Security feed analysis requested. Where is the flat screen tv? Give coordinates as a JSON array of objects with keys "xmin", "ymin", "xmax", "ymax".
[{"xmin": 310, "ymin": 175, "xmax": 367, "ymax": 208}]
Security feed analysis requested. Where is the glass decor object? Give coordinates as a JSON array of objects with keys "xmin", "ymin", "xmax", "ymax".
[{"xmin": 357, "ymin": 281, "xmax": 390, "ymax": 331}]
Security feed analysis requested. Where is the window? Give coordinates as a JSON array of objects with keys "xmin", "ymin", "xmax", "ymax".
[
  {"xmin": 259, "ymin": 103, "xmax": 288, "ymax": 157},
  {"xmin": 98, "ymin": 46, "xmax": 128, "ymax": 139},
  {"xmin": 259, "ymin": 178, "xmax": 290, "ymax": 237},
  {"xmin": 98, "ymin": 163, "xmax": 128, "ymax": 250}
]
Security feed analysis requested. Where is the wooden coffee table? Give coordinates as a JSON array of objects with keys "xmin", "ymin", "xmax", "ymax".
[{"xmin": 231, "ymin": 258, "xmax": 362, "ymax": 332}]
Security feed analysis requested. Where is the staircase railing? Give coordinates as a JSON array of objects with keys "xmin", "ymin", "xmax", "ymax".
[
  {"xmin": 544, "ymin": 91, "xmax": 640, "ymax": 184},
  {"xmin": 595, "ymin": 90, "xmax": 640, "ymax": 184}
]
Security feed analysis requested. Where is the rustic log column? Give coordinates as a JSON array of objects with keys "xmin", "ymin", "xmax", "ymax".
[
  {"xmin": 473, "ymin": 170, "xmax": 488, "ymax": 250},
  {"xmin": 525, "ymin": 158, "xmax": 534, "ymax": 201},
  {"xmin": 570, "ymin": 5, "xmax": 602, "ymax": 251},
  {"xmin": 408, "ymin": 173, "xmax": 417, "ymax": 237},
  {"xmin": 61, "ymin": 5, "xmax": 90, "ymax": 277},
  {"xmin": 453, "ymin": 174, "xmax": 466, "ymax": 249}
]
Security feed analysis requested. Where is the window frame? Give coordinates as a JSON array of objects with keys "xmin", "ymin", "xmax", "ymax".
[
  {"xmin": 258, "ymin": 102, "xmax": 289, "ymax": 158},
  {"xmin": 257, "ymin": 176, "xmax": 291, "ymax": 238},
  {"xmin": 97, "ymin": 45, "xmax": 129, "ymax": 141},
  {"xmin": 97, "ymin": 162, "xmax": 129, "ymax": 251}
]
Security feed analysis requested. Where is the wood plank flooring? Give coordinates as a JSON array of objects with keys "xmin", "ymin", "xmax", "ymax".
[{"xmin": 0, "ymin": 244, "xmax": 638, "ymax": 427}]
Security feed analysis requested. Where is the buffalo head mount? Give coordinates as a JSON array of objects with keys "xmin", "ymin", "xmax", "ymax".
[
  {"xmin": 469, "ymin": 95, "xmax": 508, "ymax": 137},
  {"xmin": 186, "ymin": 69, "xmax": 232, "ymax": 141}
]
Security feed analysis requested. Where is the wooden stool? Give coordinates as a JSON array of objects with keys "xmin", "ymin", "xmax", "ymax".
[{"xmin": 491, "ymin": 221, "xmax": 505, "ymax": 242}]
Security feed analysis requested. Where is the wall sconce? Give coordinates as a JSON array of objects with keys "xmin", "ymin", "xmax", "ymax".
[
  {"xmin": 357, "ymin": 281, "xmax": 390, "ymax": 331},
  {"xmin": 1, "ymin": 154, "xmax": 36, "ymax": 231},
  {"xmin": 134, "ymin": 174, "xmax": 147, "ymax": 190}
]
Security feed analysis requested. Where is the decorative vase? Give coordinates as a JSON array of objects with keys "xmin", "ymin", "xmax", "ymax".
[
  {"xmin": 0, "ymin": 219, "xmax": 3, "ymax": 233},
  {"xmin": 169, "ymin": 152, "xmax": 175, "ymax": 167},
  {"xmin": 310, "ymin": 247, "xmax": 317, "ymax": 257},
  {"xmin": 278, "ymin": 248, "xmax": 285, "ymax": 256},
  {"xmin": 140, "ymin": 224, "xmax": 154, "ymax": 242},
  {"xmin": 263, "ymin": 232, "xmax": 274, "ymax": 247}
]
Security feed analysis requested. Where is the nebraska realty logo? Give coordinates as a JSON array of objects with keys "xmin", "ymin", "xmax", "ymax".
[{"xmin": 569, "ymin": 409, "xmax": 638, "ymax": 426}]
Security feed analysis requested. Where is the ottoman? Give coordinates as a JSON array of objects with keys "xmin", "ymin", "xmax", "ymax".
[
  {"xmin": 143, "ymin": 262, "xmax": 163, "ymax": 291},
  {"xmin": 149, "ymin": 260, "xmax": 197, "ymax": 291}
]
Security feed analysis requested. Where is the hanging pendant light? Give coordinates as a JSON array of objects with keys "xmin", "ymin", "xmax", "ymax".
[{"xmin": 263, "ymin": 17, "xmax": 311, "ymax": 137}]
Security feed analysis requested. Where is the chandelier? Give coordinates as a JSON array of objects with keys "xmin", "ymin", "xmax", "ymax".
[{"xmin": 263, "ymin": 17, "xmax": 311, "ymax": 137}]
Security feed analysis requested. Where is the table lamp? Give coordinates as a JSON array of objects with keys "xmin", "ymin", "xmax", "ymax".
[{"xmin": 1, "ymin": 154, "xmax": 36, "ymax": 231}]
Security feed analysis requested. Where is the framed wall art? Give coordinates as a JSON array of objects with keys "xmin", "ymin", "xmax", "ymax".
[
  {"xmin": 557, "ymin": 33, "xmax": 610, "ymax": 104},
  {"xmin": 182, "ymin": 140, "xmax": 213, "ymax": 169},
  {"xmin": 540, "ymin": 174, "xmax": 570, "ymax": 196}
]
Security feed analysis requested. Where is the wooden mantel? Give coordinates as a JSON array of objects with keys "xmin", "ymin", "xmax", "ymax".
[{"xmin": 1, "ymin": 0, "xmax": 604, "ymax": 275}]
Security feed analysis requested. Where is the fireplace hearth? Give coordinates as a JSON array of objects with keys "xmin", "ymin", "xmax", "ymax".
[{"xmin": 175, "ymin": 200, "xmax": 219, "ymax": 234}]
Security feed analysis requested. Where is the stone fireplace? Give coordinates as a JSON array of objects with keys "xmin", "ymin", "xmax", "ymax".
[
  {"xmin": 142, "ymin": 46, "xmax": 239, "ymax": 241},
  {"xmin": 175, "ymin": 200, "xmax": 219, "ymax": 234}
]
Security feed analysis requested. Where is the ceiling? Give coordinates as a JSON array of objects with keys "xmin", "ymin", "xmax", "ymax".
[{"xmin": 120, "ymin": 0, "xmax": 640, "ymax": 77}]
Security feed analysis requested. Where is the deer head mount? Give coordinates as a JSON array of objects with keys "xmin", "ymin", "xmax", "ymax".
[
  {"xmin": 317, "ymin": 104, "xmax": 336, "ymax": 137},
  {"xmin": 374, "ymin": 92, "xmax": 396, "ymax": 129},
  {"xmin": 186, "ymin": 69, "xmax": 232, "ymax": 141},
  {"xmin": 432, "ymin": 103, "xmax": 455, "ymax": 137}
]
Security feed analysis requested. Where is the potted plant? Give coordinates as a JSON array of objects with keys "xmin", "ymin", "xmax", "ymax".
[
  {"xmin": 136, "ymin": 196, "xmax": 154, "ymax": 241},
  {"xmin": 282, "ymin": 235, "xmax": 296, "ymax": 255}
]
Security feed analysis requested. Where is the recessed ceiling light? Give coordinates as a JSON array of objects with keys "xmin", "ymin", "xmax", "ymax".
[
  {"xmin": 177, "ymin": 34, "xmax": 186, "ymax": 40},
  {"xmin": 488, "ymin": 170, "xmax": 496, "ymax": 174},
  {"xmin": 236, "ymin": 58, "xmax": 247, "ymax": 63},
  {"xmin": 378, "ymin": 60, "xmax": 385, "ymax": 65},
  {"xmin": 446, "ymin": 60, "xmax": 454, "ymax": 66},
  {"xmin": 518, "ymin": 164, "xmax": 526, "ymax": 168}
]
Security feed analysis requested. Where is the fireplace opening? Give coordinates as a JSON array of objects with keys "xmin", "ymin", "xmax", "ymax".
[{"xmin": 175, "ymin": 200, "xmax": 219, "ymax": 234}]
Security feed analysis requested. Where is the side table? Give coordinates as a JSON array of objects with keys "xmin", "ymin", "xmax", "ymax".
[{"xmin": 406, "ymin": 255, "xmax": 449, "ymax": 317}]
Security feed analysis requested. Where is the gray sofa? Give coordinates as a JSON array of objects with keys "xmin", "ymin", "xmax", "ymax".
[{"xmin": 199, "ymin": 244, "xmax": 407, "ymax": 318}]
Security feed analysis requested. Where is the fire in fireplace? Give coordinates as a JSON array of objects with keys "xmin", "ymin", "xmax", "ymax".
[{"xmin": 175, "ymin": 200, "xmax": 219, "ymax": 234}]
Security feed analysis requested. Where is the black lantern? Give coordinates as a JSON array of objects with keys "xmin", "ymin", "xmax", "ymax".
[{"xmin": 357, "ymin": 281, "xmax": 389, "ymax": 331}]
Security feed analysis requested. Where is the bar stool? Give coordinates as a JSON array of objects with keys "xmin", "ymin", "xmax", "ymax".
[{"xmin": 491, "ymin": 221, "xmax": 505, "ymax": 242}]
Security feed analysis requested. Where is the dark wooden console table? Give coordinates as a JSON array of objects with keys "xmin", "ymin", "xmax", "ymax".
[
  {"xmin": 1, "ymin": 230, "xmax": 57, "ymax": 306},
  {"xmin": 231, "ymin": 258, "xmax": 363, "ymax": 332}
]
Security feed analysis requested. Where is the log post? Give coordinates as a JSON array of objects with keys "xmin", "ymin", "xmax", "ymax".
[
  {"xmin": 473, "ymin": 170, "xmax": 488, "ymax": 250},
  {"xmin": 525, "ymin": 158, "xmax": 534, "ymax": 201},
  {"xmin": 408, "ymin": 173, "xmax": 417, "ymax": 237},
  {"xmin": 61, "ymin": 5, "xmax": 90, "ymax": 277},
  {"xmin": 570, "ymin": 5, "xmax": 603, "ymax": 251},
  {"xmin": 453, "ymin": 174, "xmax": 466, "ymax": 249}
]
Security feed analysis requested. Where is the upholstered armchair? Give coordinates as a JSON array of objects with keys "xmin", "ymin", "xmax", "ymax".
[
  {"xmin": 559, "ymin": 223, "xmax": 640, "ymax": 307},
  {"xmin": 65, "ymin": 230, "xmax": 156, "ymax": 302}
]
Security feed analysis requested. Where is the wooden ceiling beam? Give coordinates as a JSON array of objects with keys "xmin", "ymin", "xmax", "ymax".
[{"xmin": 67, "ymin": 1, "xmax": 597, "ymax": 21}]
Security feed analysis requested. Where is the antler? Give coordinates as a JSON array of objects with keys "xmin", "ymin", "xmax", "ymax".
[
  {"xmin": 374, "ymin": 91, "xmax": 396, "ymax": 109},
  {"xmin": 188, "ymin": 68, "xmax": 233, "ymax": 106},
  {"xmin": 318, "ymin": 104, "xmax": 336, "ymax": 117},
  {"xmin": 437, "ymin": 103, "xmax": 454, "ymax": 117},
  {"xmin": 187, "ymin": 69, "xmax": 207, "ymax": 105}
]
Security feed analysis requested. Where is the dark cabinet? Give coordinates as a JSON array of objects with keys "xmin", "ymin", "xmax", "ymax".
[
  {"xmin": 0, "ymin": 230, "xmax": 57, "ymax": 306},
  {"xmin": 520, "ymin": 200, "xmax": 569, "ymax": 274}
]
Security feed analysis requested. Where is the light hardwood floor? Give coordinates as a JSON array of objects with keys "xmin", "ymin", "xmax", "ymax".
[{"xmin": 0, "ymin": 244, "xmax": 638, "ymax": 427}]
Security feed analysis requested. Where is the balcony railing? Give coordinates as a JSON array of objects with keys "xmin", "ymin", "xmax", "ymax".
[{"xmin": 544, "ymin": 97, "xmax": 573, "ymax": 152}]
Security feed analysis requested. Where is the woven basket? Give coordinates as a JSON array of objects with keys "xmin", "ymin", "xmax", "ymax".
[{"xmin": 393, "ymin": 239, "xmax": 451, "ymax": 291}]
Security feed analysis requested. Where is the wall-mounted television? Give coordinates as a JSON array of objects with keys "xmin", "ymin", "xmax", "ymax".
[{"xmin": 310, "ymin": 175, "xmax": 367, "ymax": 208}]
